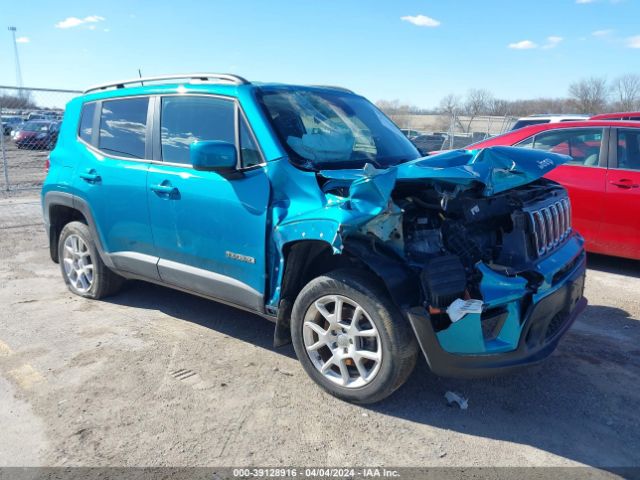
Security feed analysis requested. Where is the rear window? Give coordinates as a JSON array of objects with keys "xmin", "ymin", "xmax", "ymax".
[
  {"xmin": 511, "ymin": 119, "xmax": 549, "ymax": 130},
  {"xmin": 99, "ymin": 97, "xmax": 149, "ymax": 159},
  {"xmin": 79, "ymin": 103, "xmax": 95, "ymax": 143}
]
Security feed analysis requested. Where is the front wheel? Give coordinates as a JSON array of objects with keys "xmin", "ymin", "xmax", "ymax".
[{"xmin": 291, "ymin": 269, "xmax": 418, "ymax": 404}]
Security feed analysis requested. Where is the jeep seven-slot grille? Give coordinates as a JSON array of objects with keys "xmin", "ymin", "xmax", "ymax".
[{"xmin": 528, "ymin": 198, "xmax": 572, "ymax": 257}]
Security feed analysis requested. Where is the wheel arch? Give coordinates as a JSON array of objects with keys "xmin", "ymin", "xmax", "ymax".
[
  {"xmin": 273, "ymin": 236, "xmax": 419, "ymax": 347},
  {"xmin": 44, "ymin": 192, "xmax": 112, "ymax": 267}
]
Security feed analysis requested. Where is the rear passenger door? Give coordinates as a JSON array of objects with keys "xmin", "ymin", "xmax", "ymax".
[
  {"xmin": 602, "ymin": 128, "xmax": 640, "ymax": 259},
  {"xmin": 520, "ymin": 127, "xmax": 609, "ymax": 253},
  {"xmin": 73, "ymin": 96, "xmax": 159, "ymax": 279},
  {"xmin": 146, "ymin": 95, "xmax": 270, "ymax": 312}
]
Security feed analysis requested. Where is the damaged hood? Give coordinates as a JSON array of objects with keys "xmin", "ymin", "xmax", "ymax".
[{"xmin": 320, "ymin": 146, "xmax": 571, "ymax": 198}]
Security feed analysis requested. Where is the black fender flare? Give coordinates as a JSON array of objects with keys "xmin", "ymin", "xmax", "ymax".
[{"xmin": 43, "ymin": 192, "xmax": 115, "ymax": 268}]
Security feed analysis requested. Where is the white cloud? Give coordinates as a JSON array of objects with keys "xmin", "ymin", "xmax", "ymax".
[
  {"xmin": 15, "ymin": 36, "xmax": 30, "ymax": 43},
  {"xmin": 508, "ymin": 40, "xmax": 538, "ymax": 49},
  {"xmin": 542, "ymin": 36, "xmax": 563, "ymax": 49},
  {"xmin": 592, "ymin": 29, "xmax": 614, "ymax": 37},
  {"xmin": 400, "ymin": 14, "xmax": 441, "ymax": 27},
  {"xmin": 55, "ymin": 15, "xmax": 105, "ymax": 29},
  {"xmin": 576, "ymin": 0, "xmax": 595, "ymax": 3},
  {"xmin": 627, "ymin": 35, "xmax": 640, "ymax": 48}
]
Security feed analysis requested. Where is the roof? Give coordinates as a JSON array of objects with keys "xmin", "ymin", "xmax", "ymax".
[
  {"xmin": 524, "ymin": 114, "xmax": 589, "ymax": 118},
  {"xmin": 590, "ymin": 112, "xmax": 640, "ymax": 120}
]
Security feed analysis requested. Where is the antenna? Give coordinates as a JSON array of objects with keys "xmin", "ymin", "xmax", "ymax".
[
  {"xmin": 138, "ymin": 69, "xmax": 143, "ymax": 86},
  {"xmin": 8, "ymin": 26, "xmax": 24, "ymax": 98}
]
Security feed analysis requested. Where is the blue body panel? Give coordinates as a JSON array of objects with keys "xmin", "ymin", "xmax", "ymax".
[{"xmin": 42, "ymin": 80, "xmax": 587, "ymax": 362}]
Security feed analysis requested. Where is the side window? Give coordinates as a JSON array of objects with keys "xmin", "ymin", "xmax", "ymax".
[
  {"xmin": 99, "ymin": 97, "xmax": 149, "ymax": 159},
  {"xmin": 617, "ymin": 129, "xmax": 640, "ymax": 171},
  {"xmin": 532, "ymin": 129, "xmax": 603, "ymax": 167},
  {"xmin": 515, "ymin": 136, "xmax": 534, "ymax": 148},
  {"xmin": 160, "ymin": 96, "xmax": 235, "ymax": 165},
  {"xmin": 79, "ymin": 102, "xmax": 95, "ymax": 143},
  {"xmin": 239, "ymin": 115, "xmax": 262, "ymax": 167}
]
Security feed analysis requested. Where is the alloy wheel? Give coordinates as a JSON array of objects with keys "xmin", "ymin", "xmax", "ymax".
[
  {"xmin": 62, "ymin": 234, "xmax": 94, "ymax": 293},
  {"xmin": 302, "ymin": 295, "xmax": 382, "ymax": 388}
]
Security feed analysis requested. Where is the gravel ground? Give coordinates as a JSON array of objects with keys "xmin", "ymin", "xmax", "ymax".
[{"xmin": 0, "ymin": 197, "xmax": 639, "ymax": 474}]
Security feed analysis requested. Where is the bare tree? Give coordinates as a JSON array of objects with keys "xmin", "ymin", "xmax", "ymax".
[
  {"xmin": 611, "ymin": 74, "xmax": 640, "ymax": 111},
  {"xmin": 568, "ymin": 77, "xmax": 609, "ymax": 114},
  {"xmin": 464, "ymin": 89, "xmax": 494, "ymax": 132},
  {"xmin": 0, "ymin": 91, "xmax": 36, "ymax": 110},
  {"xmin": 438, "ymin": 93, "xmax": 461, "ymax": 116},
  {"xmin": 489, "ymin": 98, "xmax": 510, "ymax": 116}
]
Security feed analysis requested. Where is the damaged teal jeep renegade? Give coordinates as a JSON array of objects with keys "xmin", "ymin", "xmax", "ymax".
[{"xmin": 42, "ymin": 74, "xmax": 587, "ymax": 403}]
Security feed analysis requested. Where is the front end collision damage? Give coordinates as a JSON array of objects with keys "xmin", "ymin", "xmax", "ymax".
[{"xmin": 267, "ymin": 146, "xmax": 587, "ymax": 372}]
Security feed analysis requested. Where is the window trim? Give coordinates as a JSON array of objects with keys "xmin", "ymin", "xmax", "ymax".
[
  {"xmin": 153, "ymin": 93, "xmax": 266, "ymax": 170},
  {"xmin": 609, "ymin": 127, "xmax": 640, "ymax": 171},
  {"xmin": 76, "ymin": 101, "xmax": 98, "ymax": 147},
  {"xmin": 78, "ymin": 95, "xmax": 154, "ymax": 163},
  {"xmin": 514, "ymin": 126, "xmax": 609, "ymax": 169}
]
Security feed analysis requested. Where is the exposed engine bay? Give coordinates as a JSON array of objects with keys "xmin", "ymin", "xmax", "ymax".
[
  {"xmin": 396, "ymin": 179, "xmax": 570, "ymax": 326},
  {"xmin": 397, "ymin": 178, "xmax": 569, "ymax": 272},
  {"xmin": 319, "ymin": 172, "xmax": 572, "ymax": 332}
]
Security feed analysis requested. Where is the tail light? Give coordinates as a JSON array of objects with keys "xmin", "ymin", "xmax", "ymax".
[{"xmin": 45, "ymin": 156, "xmax": 50, "ymax": 174}]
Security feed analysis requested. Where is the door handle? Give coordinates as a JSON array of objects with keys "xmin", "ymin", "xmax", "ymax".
[
  {"xmin": 150, "ymin": 182, "xmax": 180, "ymax": 198},
  {"xmin": 79, "ymin": 169, "xmax": 101, "ymax": 183},
  {"xmin": 609, "ymin": 179, "xmax": 639, "ymax": 189}
]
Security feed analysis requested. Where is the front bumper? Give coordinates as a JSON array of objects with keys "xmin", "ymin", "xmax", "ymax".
[{"xmin": 407, "ymin": 238, "xmax": 587, "ymax": 378}]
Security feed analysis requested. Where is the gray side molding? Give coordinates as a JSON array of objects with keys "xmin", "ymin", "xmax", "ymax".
[
  {"xmin": 110, "ymin": 252, "xmax": 161, "ymax": 281},
  {"xmin": 158, "ymin": 259, "xmax": 264, "ymax": 313}
]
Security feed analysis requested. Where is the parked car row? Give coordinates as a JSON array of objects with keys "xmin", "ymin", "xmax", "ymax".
[{"xmin": 1, "ymin": 117, "xmax": 61, "ymax": 150}]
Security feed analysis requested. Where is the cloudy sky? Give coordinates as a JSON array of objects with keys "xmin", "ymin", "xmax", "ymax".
[{"xmin": 1, "ymin": 0, "xmax": 638, "ymax": 107}]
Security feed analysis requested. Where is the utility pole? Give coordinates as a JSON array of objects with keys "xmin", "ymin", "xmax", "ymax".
[{"xmin": 8, "ymin": 26, "xmax": 24, "ymax": 99}]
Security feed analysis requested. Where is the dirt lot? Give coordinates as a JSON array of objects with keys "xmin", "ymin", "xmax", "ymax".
[{"xmin": 0, "ymin": 196, "xmax": 639, "ymax": 473}]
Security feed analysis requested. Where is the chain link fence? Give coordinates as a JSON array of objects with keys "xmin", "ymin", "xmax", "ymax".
[
  {"xmin": 1, "ymin": 86, "xmax": 80, "ymax": 192},
  {"xmin": 389, "ymin": 113, "xmax": 518, "ymax": 153}
]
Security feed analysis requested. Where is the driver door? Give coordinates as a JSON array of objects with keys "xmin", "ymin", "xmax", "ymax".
[{"xmin": 146, "ymin": 95, "xmax": 270, "ymax": 311}]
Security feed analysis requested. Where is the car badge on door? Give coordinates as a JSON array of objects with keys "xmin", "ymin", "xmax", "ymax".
[{"xmin": 225, "ymin": 251, "xmax": 256, "ymax": 264}]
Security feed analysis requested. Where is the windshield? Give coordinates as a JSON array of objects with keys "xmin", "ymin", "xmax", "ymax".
[
  {"xmin": 258, "ymin": 87, "xmax": 421, "ymax": 170},
  {"xmin": 23, "ymin": 122, "xmax": 50, "ymax": 132}
]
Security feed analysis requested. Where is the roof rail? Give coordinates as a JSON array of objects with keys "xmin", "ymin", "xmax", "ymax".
[{"xmin": 84, "ymin": 73, "xmax": 250, "ymax": 94}]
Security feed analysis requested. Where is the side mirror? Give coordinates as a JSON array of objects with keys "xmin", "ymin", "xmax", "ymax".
[{"xmin": 190, "ymin": 140, "xmax": 237, "ymax": 172}]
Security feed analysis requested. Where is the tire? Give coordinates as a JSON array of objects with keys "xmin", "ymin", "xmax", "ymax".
[
  {"xmin": 291, "ymin": 269, "xmax": 418, "ymax": 404},
  {"xmin": 58, "ymin": 221, "xmax": 124, "ymax": 299}
]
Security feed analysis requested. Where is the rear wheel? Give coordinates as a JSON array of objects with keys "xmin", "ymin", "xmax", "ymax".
[
  {"xmin": 291, "ymin": 269, "xmax": 417, "ymax": 404},
  {"xmin": 58, "ymin": 221, "xmax": 123, "ymax": 299}
]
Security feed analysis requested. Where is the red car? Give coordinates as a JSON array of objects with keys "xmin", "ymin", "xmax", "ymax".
[
  {"xmin": 14, "ymin": 120, "xmax": 60, "ymax": 150},
  {"xmin": 465, "ymin": 121, "xmax": 640, "ymax": 260},
  {"xmin": 591, "ymin": 112, "xmax": 640, "ymax": 121}
]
